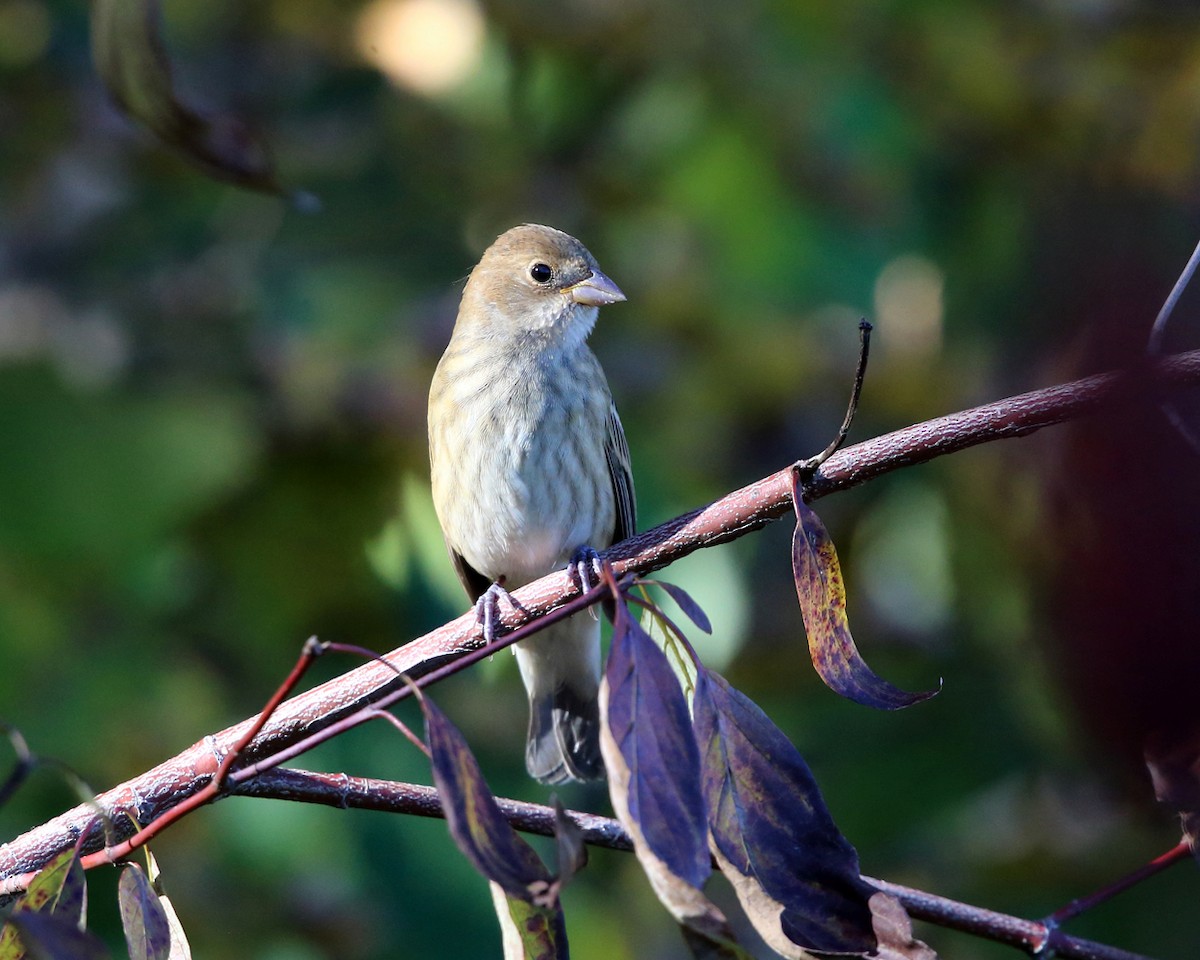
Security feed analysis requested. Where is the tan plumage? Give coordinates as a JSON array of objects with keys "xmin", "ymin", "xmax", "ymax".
[{"xmin": 428, "ymin": 224, "xmax": 635, "ymax": 783}]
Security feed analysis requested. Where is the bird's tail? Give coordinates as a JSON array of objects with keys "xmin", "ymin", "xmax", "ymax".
[{"xmin": 514, "ymin": 615, "xmax": 605, "ymax": 784}]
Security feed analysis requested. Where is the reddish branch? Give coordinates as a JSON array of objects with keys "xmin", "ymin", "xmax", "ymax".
[{"xmin": 2, "ymin": 350, "xmax": 1199, "ymax": 937}]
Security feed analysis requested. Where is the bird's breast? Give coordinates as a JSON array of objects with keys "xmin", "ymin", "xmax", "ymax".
[{"xmin": 429, "ymin": 340, "xmax": 616, "ymax": 586}]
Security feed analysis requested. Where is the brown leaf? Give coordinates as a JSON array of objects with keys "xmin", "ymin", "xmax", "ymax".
[
  {"xmin": 792, "ymin": 473, "xmax": 938, "ymax": 709},
  {"xmin": 868, "ymin": 893, "xmax": 939, "ymax": 960}
]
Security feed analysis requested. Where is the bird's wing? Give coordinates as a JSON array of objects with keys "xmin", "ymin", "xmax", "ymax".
[
  {"xmin": 605, "ymin": 401, "xmax": 637, "ymax": 544},
  {"xmin": 448, "ymin": 543, "xmax": 492, "ymax": 603}
]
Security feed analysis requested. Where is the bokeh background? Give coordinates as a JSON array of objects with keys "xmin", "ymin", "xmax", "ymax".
[{"xmin": 2, "ymin": 0, "xmax": 1199, "ymax": 957}]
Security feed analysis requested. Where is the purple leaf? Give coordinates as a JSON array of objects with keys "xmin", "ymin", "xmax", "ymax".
[
  {"xmin": 649, "ymin": 580, "xmax": 713, "ymax": 634},
  {"xmin": 792, "ymin": 476, "xmax": 938, "ymax": 709},
  {"xmin": 54, "ymin": 854, "xmax": 87, "ymax": 930},
  {"xmin": 5, "ymin": 912, "xmax": 110, "ymax": 960},
  {"xmin": 423, "ymin": 696, "xmax": 552, "ymax": 900},
  {"xmin": 603, "ymin": 602, "xmax": 710, "ymax": 889},
  {"xmin": 118, "ymin": 864, "xmax": 172, "ymax": 960},
  {"xmin": 694, "ymin": 667, "xmax": 877, "ymax": 956}
]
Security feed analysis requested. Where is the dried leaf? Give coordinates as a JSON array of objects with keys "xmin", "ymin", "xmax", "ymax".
[
  {"xmin": 868, "ymin": 893, "xmax": 939, "ymax": 960},
  {"xmin": 3, "ymin": 913, "xmax": 109, "ymax": 960},
  {"xmin": 693, "ymin": 667, "xmax": 877, "ymax": 957},
  {"xmin": 792, "ymin": 477, "xmax": 938, "ymax": 709},
  {"xmin": 118, "ymin": 864, "xmax": 172, "ymax": 960},
  {"xmin": 90, "ymin": 0, "xmax": 282, "ymax": 193},
  {"xmin": 488, "ymin": 882, "xmax": 568, "ymax": 960},
  {"xmin": 423, "ymin": 696, "xmax": 552, "ymax": 900}
]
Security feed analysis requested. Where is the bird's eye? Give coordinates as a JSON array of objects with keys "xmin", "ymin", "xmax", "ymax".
[{"xmin": 529, "ymin": 262, "xmax": 553, "ymax": 284}]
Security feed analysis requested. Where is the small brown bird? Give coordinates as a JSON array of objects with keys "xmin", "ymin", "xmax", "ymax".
[{"xmin": 428, "ymin": 224, "xmax": 636, "ymax": 783}]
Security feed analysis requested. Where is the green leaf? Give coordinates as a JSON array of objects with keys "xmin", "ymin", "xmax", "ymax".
[{"xmin": 488, "ymin": 882, "xmax": 568, "ymax": 960}]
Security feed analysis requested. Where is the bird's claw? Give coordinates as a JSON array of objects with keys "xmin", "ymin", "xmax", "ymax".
[
  {"xmin": 568, "ymin": 546, "xmax": 605, "ymax": 592},
  {"xmin": 475, "ymin": 581, "xmax": 514, "ymax": 644},
  {"xmin": 567, "ymin": 546, "xmax": 605, "ymax": 619}
]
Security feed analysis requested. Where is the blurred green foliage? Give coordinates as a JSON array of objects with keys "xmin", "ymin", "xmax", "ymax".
[{"xmin": 2, "ymin": 0, "xmax": 1199, "ymax": 957}]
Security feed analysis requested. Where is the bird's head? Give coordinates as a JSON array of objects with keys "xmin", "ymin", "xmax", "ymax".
[{"xmin": 457, "ymin": 223, "xmax": 625, "ymax": 346}]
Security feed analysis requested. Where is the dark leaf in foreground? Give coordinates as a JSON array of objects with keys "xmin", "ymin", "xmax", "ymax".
[
  {"xmin": 423, "ymin": 697, "xmax": 552, "ymax": 900},
  {"xmin": 552, "ymin": 797, "xmax": 588, "ymax": 890},
  {"xmin": 603, "ymin": 602, "xmax": 710, "ymax": 889},
  {"xmin": 118, "ymin": 864, "xmax": 172, "ymax": 960},
  {"xmin": 694, "ymin": 667, "xmax": 877, "ymax": 957},
  {"xmin": 4, "ymin": 913, "xmax": 109, "ymax": 960},
  {"xmin": 4, "ymin": 850, "xmax": 85, "ymax": 924},
  {"xmin": 601, "ymin": 600, "xmax": 746, "ymax": 954},
  {"xmin": 792, "ymin": 478, "xmax": 938, "ymax": 709},
  {"xmin": 51, "ymin": 851, "xmax": 86, "ymax": 930},
  {"xmin": 90, "ymin": 0, "xmax": 282, "ymax": 193}
]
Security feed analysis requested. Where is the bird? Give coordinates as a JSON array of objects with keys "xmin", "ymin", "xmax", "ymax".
[{"xmin": 428, "ymin": 223, "xmax": 636, "ymax": 784}]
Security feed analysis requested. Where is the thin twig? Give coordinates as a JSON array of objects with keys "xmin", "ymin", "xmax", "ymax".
[
  {"xmin": 1043, "ymin": 840, "xmax": 1192, "ymax": 928},
  {"xmin": 799, "ymin": 319, "xmax": 873, "ymax": 475},
  {"xmin": 1147, "ymin": 240, "xmax": 1200, "ymax": 453}
]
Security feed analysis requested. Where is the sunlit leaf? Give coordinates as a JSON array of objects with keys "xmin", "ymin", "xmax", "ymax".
[
  {"xmin": 89, "ymin": 0, "xmax": 282, "ymax": 193},
  {"xmin": 0, "ymin": 849, "xmax": 87, "ymax": 954},
  {"xmin": 693, "ymin": 666, "xmax": 877, "ymax": 957},
  {"xmin": 423, "ymin": 697, "xmax": 552, "ymax": 900},
  {"xmin": 488, "ymin": 882, "xmax": 568, "ymax": 960},
  {"xmin": 792, "ymin": 474, "xmax": 938, "ymax": 709},
  {"xmin": 3, "ymin": 913, "xmax": 109, "ymax": 960},
  {"xmin": 118, "ymin": 864, "xmax": 172, "ymax": 960}
]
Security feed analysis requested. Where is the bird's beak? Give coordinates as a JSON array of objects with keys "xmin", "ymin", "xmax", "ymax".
[{"xmin": 567, "ymin": 269, "xmax": 626, "ymax": 306}]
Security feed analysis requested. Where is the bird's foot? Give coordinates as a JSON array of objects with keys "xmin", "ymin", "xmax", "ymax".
[
  {"xmin": 475, "ymin": 579, "xmax": 515, "ymax": 644},
  {"xmin": 567, "ymin": 546, "xmax": 605, "ymax": 619},
  {"xmin": 568, "ymin": 545, "xmax": 605, "ymax": 592}
]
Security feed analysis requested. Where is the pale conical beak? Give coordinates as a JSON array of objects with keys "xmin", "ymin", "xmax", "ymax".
[{"xmin": 567, "ymin": 269, "xmax": 626, "ymax": 306}]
